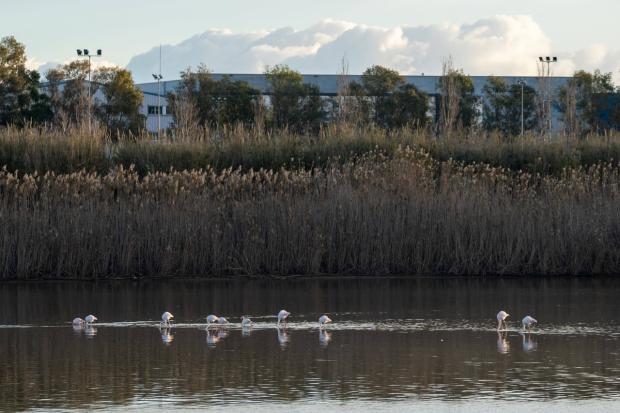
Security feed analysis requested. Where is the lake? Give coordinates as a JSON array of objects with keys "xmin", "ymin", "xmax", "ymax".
[{"xmin": 0, "ymin": 277, "xmax": 619, "ymax": 412}]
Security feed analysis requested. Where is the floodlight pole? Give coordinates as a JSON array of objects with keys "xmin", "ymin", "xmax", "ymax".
[
  {"xmin": 77, "ymin": 49, "xmax": 102, "ymax": 132},
  {"xmin": 152, "ymin": 45, "xmax": 163, "ymax": 139},
  {"xmin": 538, "ymin": 57, "xmax": 558, "ymax": 135}
]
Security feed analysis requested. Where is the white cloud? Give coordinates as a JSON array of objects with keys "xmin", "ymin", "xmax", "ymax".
[{"xmin": 101, "ymin": 16, "xmax": 619, "ymax": 83}]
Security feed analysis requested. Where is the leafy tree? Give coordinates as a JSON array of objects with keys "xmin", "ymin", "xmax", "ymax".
[
  {"xmin": 390, "ymin": 84, "xmax": 429, "ymax": 128},
  {"xmin": 265, "ymin": 65, "xmax": 324, "ymax": 132},
  {"xmin": 93, "ymin": 67, "xmax": 144, "ymax": 134},
  {"xmin": 482, "ymin": 76, "xmax": 537, "ymax": 135},
  {"xmin": 566, "ymin": 70, "xmax": 618, "ymax": 132},
  {"xmin": 216, "ymin": 76, "xmax": 260, "ymax": 126},
  {"xmin": 45, "ymin": 60, "xmax": 90, "ymax": 125},
  {"xmin": 360, "ymin": 65, "xmax": 428, "ymax": 128},
  {"xmin": 438, "ymin": 66, "xmax": 479, "ymax": 134},
  {"xmin": 0, "ymin": 36, "xmax": 51, "ymax": 126},
  {"xmin": 168, "ymin": 67, "xmax": 260, "ymax": 129}
]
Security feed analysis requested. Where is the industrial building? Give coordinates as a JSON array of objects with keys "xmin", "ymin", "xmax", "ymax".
[{"xmin": 136, "ymin": 74, "xmax": 571, "ymax": 133}]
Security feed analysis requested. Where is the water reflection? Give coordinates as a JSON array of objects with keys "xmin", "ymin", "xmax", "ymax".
[
  {"xmin": 206, "ymin": 329, "xmax": 221, "ymax": 348},
  {"xmin": 496, "ymin": 331, "xmax": 510, "ymax": 354},
  {"xmin": 521, "ymin": 332, "xmax": 538, "ymax": 352},
  {"xmin": 0, "ymin": 278, "xmax": 619, "ymax": 412},
  {"xmin": 319, "ymin": 329, "xmax": 332, "ymax": 347},
  {"xmin": 84, "ymin": 326, "xmax": 97, "ymax": 338},
  {"xmin": 277, "ymin": 327, "xmax": 290, "ymax": 348},
  {"xmin": 161, "ymin": 327, "xmax": 174, "ymax": 345},
  {"xmin": 242, "ymin": 325, "xmax": 252, "ymax": 337}
]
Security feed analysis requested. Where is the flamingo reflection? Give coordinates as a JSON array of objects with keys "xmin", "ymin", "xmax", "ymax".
[
  {"xmin": 521, "ymin": 332, "xmax": 538, "ymax": 352},
  {"xmin": 84, "ymin": 326, "xmax": 97, "ymax": 338},
  {"xmin": 496, "ymin": 331, "xmax": 510, "ymax": 354},
  {"xmin": 319, "ymin": 329, "xmax": 332, "ymax": 347},
  {"xmin": 161, "ymin": 328, "xmax": 174, "ymax": 345},
  {"xmin": 277, "ymin": 327, "xmax": 290, "ymax": 348}
]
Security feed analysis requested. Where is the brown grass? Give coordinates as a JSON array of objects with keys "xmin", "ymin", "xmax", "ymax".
[{"xmin": 1, "ymin": 147, "xmax": 619, "ymax": 279}]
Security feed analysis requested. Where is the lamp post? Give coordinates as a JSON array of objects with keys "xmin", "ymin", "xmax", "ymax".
[
  {"xmin": 76, "ymin": 48, "xmax": 102, "ymax": 131},
  {"xmin": 517, "ymin": 80, "xmax": 525, "ymax": 137},
  {"xmin": 152, "ymin": 73, "xmax": 163, "ymax": 138},
  {"xmin": 538, "ymin": 56, "xmax": 558, "ymax": 134}
]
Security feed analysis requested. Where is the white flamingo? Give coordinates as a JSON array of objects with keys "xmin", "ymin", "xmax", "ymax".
[
  {"xmin": 319, "ymin": 315, "xmax": 332, "ymax": 327},
  {"xmin": 522, "ymin": 315, "xmax": 538, "ymax": 332},
  {"xmin": 277, "ymin": 310, "xmax": 290, "ymax": 325},
  {"xmin": 72, "ymin": 317, "xmax": 85, "ymax": 326},
  {"xmin": 217, "ymin": 317, "xmax": 230, "ymax": 325},
  {"xmin": 85, "ymin": 315, "xmax": 98, "ymax": 325},
  {"xmin": 206, "ymin": 315, "xmax": 220, "ymax": 326},
  {"xmin": 497, "ymin": 311, "xmax": 509, "ymax": 331},
  {"xmin": 241, "ymin": 316, "xmax": 253, "ymax": 327},
  {"xmin": 161, "ymin": 312, "xmax": 174, "ymax": 327}
]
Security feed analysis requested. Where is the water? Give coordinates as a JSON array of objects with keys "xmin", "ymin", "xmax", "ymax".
[{"xmin": 0, "ymin": 277, "xmax": 619, "ymax": 412}]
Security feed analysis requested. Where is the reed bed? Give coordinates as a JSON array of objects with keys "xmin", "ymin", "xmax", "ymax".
[
  {"xmin": 1, "ymin": 147, "xmax": 619, "ymax": 279},
  {"xmin": 3, "ymin": 125, "xmax": 620, "ymax": 175}
]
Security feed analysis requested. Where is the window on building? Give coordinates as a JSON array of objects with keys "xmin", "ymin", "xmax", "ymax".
[{"xmin": 148, "ymin": 106, "xmax": 163, "ymax": 115}]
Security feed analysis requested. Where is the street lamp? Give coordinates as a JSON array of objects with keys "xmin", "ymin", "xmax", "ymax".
[
  {"xmin": 538, "ymin": 56, "xmax": 558, "ymax": 134},
  {"xmin": 517, "ymin": 80, "xmax": 526, "ymax": 137},
  {"xmin": 76, "ymin": 48, "xmax": 103, "ymax": 131},
  {"xmin": 152, "ymin": 73, "xmax": 163, "ymax": 138}
]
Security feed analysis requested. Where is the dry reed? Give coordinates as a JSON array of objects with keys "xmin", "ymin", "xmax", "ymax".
[{"xmin": 1, "ymin": 146, "xmax": 619, "ymax": 279}]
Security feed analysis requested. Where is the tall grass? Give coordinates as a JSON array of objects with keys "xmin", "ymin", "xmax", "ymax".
[
  {"xmin": 3, "ymin": 125, "xmax": 620, "ymax": 175},
  {"xmin": 1, "ymin": 147, "xmax": 620, "ymax": 279}
]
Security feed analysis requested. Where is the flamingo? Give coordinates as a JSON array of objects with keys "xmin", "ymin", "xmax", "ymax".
[
  {"xmin": 241, "ymin": 316, "xmax": 253, "ymax": 327},
  {"xmin": 217, "ymin": 317, "xmax": 230, "ymax": 325},
  {"xmin": 161, "ymin": 312, "xmax": 174, "ymax": 327},
  {"xmin": 277, "ymin": 310, "xmax": 290, "ymax": 325},
  {"xmin": 85, "ymin": 315, "xmax": 98, "ymax": 325},
  {"xmin": 497, "ymin": 311, "xmax": 509, "ymax": 331},
  {"xmin": 206, "ymin": 315, "xmax": 219, "ymax": 326},
  {"xmin": 72, "ymin": 317, "xmax": 85, "ymax": 326},
  {"xmin": 522, "ymin": 315, "xmax": 538, "ymax": 332},
  {"xmin": 319, "ymin": 315, "xmax": 332, "ymax": 327}
]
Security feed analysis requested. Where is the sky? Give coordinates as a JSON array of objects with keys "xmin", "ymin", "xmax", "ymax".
[{"xmin": 3, "ymin": 0, "xmax": 620, "ymax": 82}]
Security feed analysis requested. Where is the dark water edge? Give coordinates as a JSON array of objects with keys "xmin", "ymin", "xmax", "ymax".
[{"xmin": 0, "ymin": 277, "xmax": 619, "ymax": 412}]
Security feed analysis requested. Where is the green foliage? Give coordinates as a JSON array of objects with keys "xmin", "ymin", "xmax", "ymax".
[
  {"xmin": 0, "ymin": 36, "xmax": 51, "ymax": 126},
  {"xmin": 360, "ymin": 65, "xmax": 429, "ymax": 129},
  {"xmin": 562, "ymin": 70, "xmax": 620, "ymax": 132},
  {"xmin": 265, "ymin": 65, "xmax": 324, "ymax": 132},
  {"xmin": 168, "ymin": 67, "xmax": 260, "ymax": 128},
  {"xmin": 93, "ymin": 67, "xmax": 144, "ymax": 135},
  {"xmin": 482, "ymin": 76, "xmax": 537, "ymax": 135}
]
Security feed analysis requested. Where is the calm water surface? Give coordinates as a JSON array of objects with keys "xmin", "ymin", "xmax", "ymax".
[{"xmin": 0, "ymin": 277, "xmax": 619, "ymax": 412}]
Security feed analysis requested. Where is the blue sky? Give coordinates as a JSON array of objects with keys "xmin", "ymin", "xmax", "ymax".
[
  {"xmin": 3, "ymin": 1, "xmax": 620, "ymax": 81},
  {"xmin": 3, "ymin": 0, "xmax": 618, "ymax": 65}
]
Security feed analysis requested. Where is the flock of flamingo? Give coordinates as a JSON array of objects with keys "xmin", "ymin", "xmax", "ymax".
[{"xmin": 72, "ymin": 309, "xmax": 535, "ymax": 332}]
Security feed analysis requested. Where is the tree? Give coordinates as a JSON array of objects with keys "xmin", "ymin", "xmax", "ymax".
[
  {"xmin": 168, "ymin": 67, "xmax": 261, "ymax": 130},
  {"xmin": 217, "ymin": 76, "xmax": 260, "ymax": 127},
  {"xmin": 93, "ymin": 67, "xmax": 144, "ymax": 134},
  {"xmin": 390, "ymin": 84, "xmax": 429, "ymax": 129},
  {"xmin": 0, "ymin": 36, "xmax": 51, "ymax": 126},
  {"xmin": 265, "ymin": 65, "xmax": 324, "ymax": 132},
  {"xmin": 482, "ymin": 76, "xmax": 537, "ymax": 136},
  {"xmin": 438, "ymin": 59, "xmax": 479, "ymax": 136},
  {"xmin": 361, "ymin": 65, "xmax": 402, "ymax": 126},
  {"xmin": 567, "ymin": 70, "xmax": 617, "ymax": 132},
  {"xmin": 45, "ymin": 60, "xmax": 90, "ymax": 125},
  {"xmin": 359, "ymin": 65, "xmax": 428, "ymax": 129}
]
